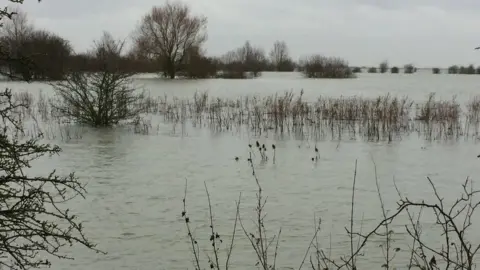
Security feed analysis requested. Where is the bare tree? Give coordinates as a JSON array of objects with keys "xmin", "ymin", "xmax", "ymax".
[
  {"xmin": 0, "ymin": 8, "xmax": 32, "ymax": 43},
  {"xmin": 15, "ymin": 29, "xmax": 72, "ymax": 80},
  {"xmin": 220, "ymin": 41, "xmax": 266, "ymax": 78},
  {"xmin": 240, "ymin": 41, "xmax": 265, "ymax": 76},
  {"xmin": 0, "ymin": 8, "xmax": 33, "ymax": 76},
  {"xmin": 269, "ymin": 40, "xmax": 293, "ymax": 71},
  {"xmin": 89, "ymin": 31, "xmax": 126, "ymax": 72},
  {"xmin": 133, "ymin": 1, "xmax": 207, "ymax": 79}
]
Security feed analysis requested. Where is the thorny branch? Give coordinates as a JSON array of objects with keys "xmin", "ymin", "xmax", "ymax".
[
  {"xmin": 0, "ymin": 88, "xmax": 103, "ymax": 269},
  {"xmin": 182, "ymin": 179, "xmax": 240, "ymax": 270}
]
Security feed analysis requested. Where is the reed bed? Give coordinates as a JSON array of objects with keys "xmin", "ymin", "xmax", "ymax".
[
  {"xmin": 9, "ymin": 90, "xmax": 480, "ymax": 142},
  {"xmin": 157, "ymin": 91, "xmax": 478, "ymax": 142}
]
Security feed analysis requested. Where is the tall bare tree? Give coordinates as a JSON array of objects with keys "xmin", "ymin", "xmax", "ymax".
[
  {"xmin": 90, "ymin": 31, "xmax": 125, "ymax": 71},
  {"xmin": 269, "ymin": 40, "xmax": 293, "ymax": 71},
  {"xmin": 0, "ymin": 8, "xmax": 32, "ymax": 75},
  {"xmin": 133, "ymin": 1, "xmax": 207, "ymax": 79},
  {"xmin": 0, "ymin": 8, "xmax": 32, "ymax": 41}
]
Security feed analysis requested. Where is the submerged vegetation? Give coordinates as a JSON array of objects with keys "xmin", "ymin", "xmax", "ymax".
[
  {"xmin": 447, "ymin": 65, "xmax": 480, "ymax": 75},
  {"xmin": 301, "ymin": 55, "xmax": 354, "ymax": 79},
  {"xmin": 4, "ymin": 1, "xmax": 480, "ymax": 270},
  {"xmin": 11, "ymin": 89, "xmax": 480, "ymax": 144}
]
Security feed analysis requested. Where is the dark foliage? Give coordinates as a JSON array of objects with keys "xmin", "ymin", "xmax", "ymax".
[
  {"xmin": 379, "ymin": 61, "xmax": 388, "ymax": 73},
  {"xmin": 404, "ymin": 64, "xmax": 416, "ymax": 74},
  {"xmin": 14, "ymin": 30, "xmax": 71, "ymax": 80},
  {"xmin": 367, "ymin": 67, "xmax": 377, "ymax": 73},
  {"xmin": 301, "ymin": 55, "xmax": 354, "ymax": 79},
  {"xmin": 448, "ymin": 65, "xmax": 459, "ymax": 74},
  {"xmin": 218, "ymin": 41, "xmax": 266, "ymax": 79},
  {"xmin": 352, "ymin": 67, "xmax": 362, "ymax": 73}
]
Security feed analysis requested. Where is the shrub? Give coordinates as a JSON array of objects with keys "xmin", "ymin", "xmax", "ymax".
[
  {"xmin": 301, "ymin": 55, "xmax": 354, "ymax": 79},
  {"xmin": 448, "ymin": 65, "xmax": 459, "ymax": 74},
  {"xmin": 391, "ymin": 66, "xmax": 399, "ymax": 73},
  {"xmin": 367, "ymin": 67, "xmax": 377, "ymax": 73},
  {"xmin": 404, "ymin": 64, "xmax": 415, "ymax": 74},
  {"xmin": 52, "ymin": 71, "xmax": 145, "ymax": 127},
  {"xmin": 219, "ymin": 41, "xmax": 266, "ymax": 79},
  {"xmin": 432, "ymin": 67, "xmax": 441, "ymax": 74},
  {"xmin": 467, "ymin": 64, "xmax": 476, "ymax": 74},
  {"xmin": 352, "ymin": 67, "xmax": 362, "ymax": 73},
  {"xmin": 51, "ymin": 33, "xmax": 145, "ymax": 127},
  {"xmin": 379, "ymin": 61, "xmax": 388, "ymax": 73}
]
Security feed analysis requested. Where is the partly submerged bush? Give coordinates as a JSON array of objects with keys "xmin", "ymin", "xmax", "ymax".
[
  {"xmin": 301, "ymin": 55, "xmax": 354, "ymax": 79},
  {"xmin": 367, "ymin": 67, "xmax": 377, "ymax": 73},
  {"xmin": 379, "ymin": 61, "xmax": 388, "ymax": 73},
  {"xmin": 51, "ymin": 71, "xmax": 145, "ymax": 127},
  {"xmin": 352, "ymin": 67, "xmax": 362, "ymax": 73},
  {"xmin": 51, "ymin": 33, "xmax": 145, "ymax": 127},
  {"xmin": 448, "ymin": 65, "xmax": 459, "ymax": 74},
  {"xmin": 404, "ymin": 64, "xmax": 416, "ymax": 74}
]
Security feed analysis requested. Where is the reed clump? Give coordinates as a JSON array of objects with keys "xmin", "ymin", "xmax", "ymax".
[
  {"xmin": 465, "ymin": 95, "xmax": 480, "ymax": 136},
  {"xmin": 415, "ymin": 93, "xmax": 461, "ymax": 139}
]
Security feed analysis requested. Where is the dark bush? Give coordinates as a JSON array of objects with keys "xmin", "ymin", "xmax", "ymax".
[
  {"xmin": 11, "ymin": 30, "xmax": 72, "ymax": 81},
  {"xmin": 391, "ymin": 66, "xmax": 399, "ymax": 73},
  {"xmin": 448, "ymin": 65, "xmax": 459, "ymax": 74},
  {"xmin": 466, "ymin": 64, "xmax": 476, "ymax": 74},
  {"xmin": 432, "ymin": 67, "xmax": 441, "ymax": 74},
  {"xmin": 367, "ymin": 67, "xmax": 377, "ymax": 73},
  {"xmin": 301, "ymin": 55, "xmax": 354, "ymax": 79},
  {"xmin": 379, "ymin": 61, "xmax": 388, "ymax": 73},
  {"xmin": 181, "ymin": 46, "xmax": 218, "ymax": 78},
  {"xmin": 219, "ymin": 41, "xmax": 266, "ymax": 79},
  {"xmin": 404, "ymin": 64, "xmax": 415, "ymax": 74},
  {"xmin": 352, "ymin": 67, "xmax": 362, "ymax": 73}
]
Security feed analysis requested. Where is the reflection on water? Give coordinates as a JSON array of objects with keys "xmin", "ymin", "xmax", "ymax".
[{"xmin": 2, "ymin": 73, "xmax": 480, "ymax": 269}]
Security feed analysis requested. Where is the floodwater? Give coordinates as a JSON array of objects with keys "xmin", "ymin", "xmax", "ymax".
[{"xmin": 2, "ymin": 72, "xmax": 480, "ymax": 270}]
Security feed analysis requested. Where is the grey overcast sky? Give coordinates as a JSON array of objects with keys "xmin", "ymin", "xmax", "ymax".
[{"xmin": 13, "ymin": 0, "xmax": 480, "ymax": 67}]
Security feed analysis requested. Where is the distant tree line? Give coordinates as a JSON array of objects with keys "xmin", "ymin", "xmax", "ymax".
[
  {"xmin": 0, "ymin": 5, "xmax": 302, "ymax": 81},
  {"xmin": 2, "ymin": 3, "xmax": 476, "ymax": 81},
  {"xmin": 447, "ymin": 65, "xmax": 480, "ymax": 75},
  {"xmin": 0, "ymin": 3, "xmax": 356, "ymax": 80}
]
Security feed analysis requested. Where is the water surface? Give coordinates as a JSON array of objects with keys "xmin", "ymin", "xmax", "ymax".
[{"xmin": 2, "ymin": 72, "xmax": 480, "ymax": 270}]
